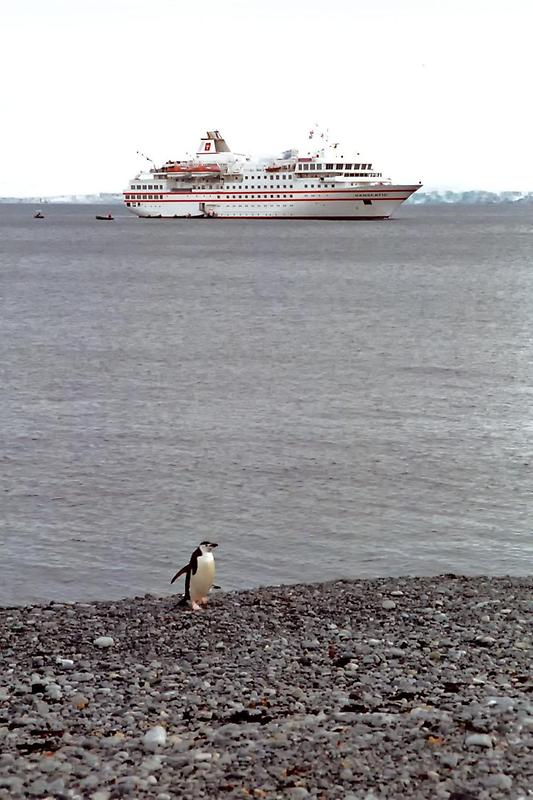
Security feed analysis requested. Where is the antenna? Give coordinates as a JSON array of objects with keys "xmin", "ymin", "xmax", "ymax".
[{"xmin": 136, "ymin": 150, "xmax": 155, "ymax": 166}]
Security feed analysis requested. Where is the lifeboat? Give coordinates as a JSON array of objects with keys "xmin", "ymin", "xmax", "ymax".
[{"xmin": 164, "ymin": 163, "xmax": 221, "ymax": 174}]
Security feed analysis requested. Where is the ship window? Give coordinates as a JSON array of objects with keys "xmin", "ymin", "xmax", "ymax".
[
  {"xmin": 326, "ymin": 164, "xmax": 333, "ymax": 170},
  {"xmin": 310, "ymin": 164, "xmax": 315, "ymax": 170},
  {"xmin": 303, "ymin": 164, "xmax": 309, "ymax": 170},
  {"xmin": 345, "ymin": 164, "xmax": 352, "ymax": 170},
  {"xmin": 142, "ymin": 185, "xmax": 147, "ymax": 189},
  {"xmin": 368, "ymin": 164, "xmax": 372, "ymax": 170},
  {"xmin": 336, "ymin": 164, "xmax": 343, "ymax": 170},
  {"xmin": 363, "ymin": 199, "xmax": 372, "ymax": 205},
  {"xmin": 316, "ymin": 164, "xmax": 322, "ymax": 170}
]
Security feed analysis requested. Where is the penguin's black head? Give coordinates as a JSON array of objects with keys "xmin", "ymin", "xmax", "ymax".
[{"xmin": 199, "ymin": 541, "xmax": 218, "ymax": 553}]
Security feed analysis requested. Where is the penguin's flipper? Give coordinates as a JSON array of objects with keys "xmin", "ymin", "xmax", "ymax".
[{"xmin": 170, "ymin": 565, "xmax": 188, "ymax": 584}]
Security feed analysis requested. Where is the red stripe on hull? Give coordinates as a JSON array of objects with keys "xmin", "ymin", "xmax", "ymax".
[{"xmin": 125, "ymin": 197, "xmax": 409, "ymax": 204}]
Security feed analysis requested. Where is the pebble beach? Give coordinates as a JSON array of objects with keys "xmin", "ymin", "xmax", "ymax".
[{"xmin": 0, "ymin": 575, "xmax": 532, "ymax": 799}]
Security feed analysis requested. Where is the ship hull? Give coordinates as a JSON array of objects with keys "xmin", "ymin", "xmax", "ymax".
[{"xmin": 124, "ymin": 186, "xmax": 420, "ymax": 220}]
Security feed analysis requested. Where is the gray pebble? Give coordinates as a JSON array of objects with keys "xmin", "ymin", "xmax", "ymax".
[
  {"xmin": 93, "ymin": 636, "xmax": 115, "ymax": 648},
  {"xmin": 45, "ymin": 683, "xmax": 62, "ymax": 701},
  {"xmin": 27, "ymin": 778, "xmax": 48, "ymax": 796},
  {"xmin": 143, "ymin": 725, "xmax": 167, "ymax": 751},
  {"xmin": 47, "ymin": 777, "xmax": 66, "ymax": 794},
  {"xmin": 0, "ymin": 777, "xmax": 23, "ymax": 792},
  {"xmin": 465, "ymin": 733, "xmax": 493, "ymax": 748},
  {"xmin": 485, "ymin": 773, "xmax": 512, "ymax": 789}
]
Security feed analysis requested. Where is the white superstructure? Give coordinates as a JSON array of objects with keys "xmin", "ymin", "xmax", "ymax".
[{"xmin": 124, "ymin": 130, "xmax": 421, "ymax": 220}]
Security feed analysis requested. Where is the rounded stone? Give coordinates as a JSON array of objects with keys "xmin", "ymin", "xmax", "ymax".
[
  {"xmin": 93, "ymin": 636, "xmax": 115, "ymax": 648},
  {"xmin": 465, "ymin": 733, "xmax": 493, "ymax": 748},
  {"xmin": 143, "ymin": 725, "xmax": 167, "ymax": 751}
]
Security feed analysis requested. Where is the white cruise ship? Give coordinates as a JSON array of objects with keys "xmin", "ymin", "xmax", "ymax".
[{"xmin": 124, "ymin": 130, "xmax": 422, "ymax": 220}]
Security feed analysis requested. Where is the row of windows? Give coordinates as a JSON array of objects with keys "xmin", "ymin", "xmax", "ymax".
[
  {"xmin": 298, "ymin": 162, "xmax": 372, "ymax": 171},
  {"xmin": 126, "ymin": 194, "xmax": 165, "ymax": 200},
  {"xmin": 168, "ymin": 175, "xmax": 380, "ymax": 189},
  {"xmin": 125, "ymin": 202, "xmax": 374, "ymax": 210},
  {"xmin": 130, "ymin": 184, "xmax": 164, "ymax": 190},
  {"xmin": 126, "ymin": 194, "xmax": 302, "ymax": 200}
]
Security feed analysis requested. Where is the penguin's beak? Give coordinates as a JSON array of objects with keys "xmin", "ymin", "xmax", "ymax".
[{"xmin": 211, "ymin": 542, "xmax": 218, "ymax": 548}]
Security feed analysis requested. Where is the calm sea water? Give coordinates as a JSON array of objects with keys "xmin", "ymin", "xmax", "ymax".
[{"xmin": 1, "ymin": 203, "xmax": 532, "ymax": 605}]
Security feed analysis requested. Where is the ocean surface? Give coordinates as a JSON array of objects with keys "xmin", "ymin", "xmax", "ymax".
[{"xmin": 1, "ymin": 203, "xmax": 532, "ymax": 606}]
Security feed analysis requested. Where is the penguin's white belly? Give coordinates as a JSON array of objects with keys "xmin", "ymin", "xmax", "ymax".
[{"xmin": 190, "ymin": 553, "xmax": 215, "ymax": 601}]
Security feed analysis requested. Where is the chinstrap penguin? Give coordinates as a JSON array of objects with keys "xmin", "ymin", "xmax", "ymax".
[{"xmin": 170, "ymin": 541, "xmax": 218, "ymax": 610}]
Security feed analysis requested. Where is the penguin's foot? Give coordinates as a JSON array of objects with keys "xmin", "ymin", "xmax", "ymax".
[
  {"xmin": 191, "ymin": 601, "xmax": 203, "ymax": 611},
  {"xmin": 200, "ymin": 596, "xmax": 209, "ymax": 606}
]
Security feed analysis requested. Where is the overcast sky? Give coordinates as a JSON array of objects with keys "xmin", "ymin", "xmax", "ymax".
[{"xmin": 1, "ymin": 0, "xmax": 531, "ymax": 196}]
